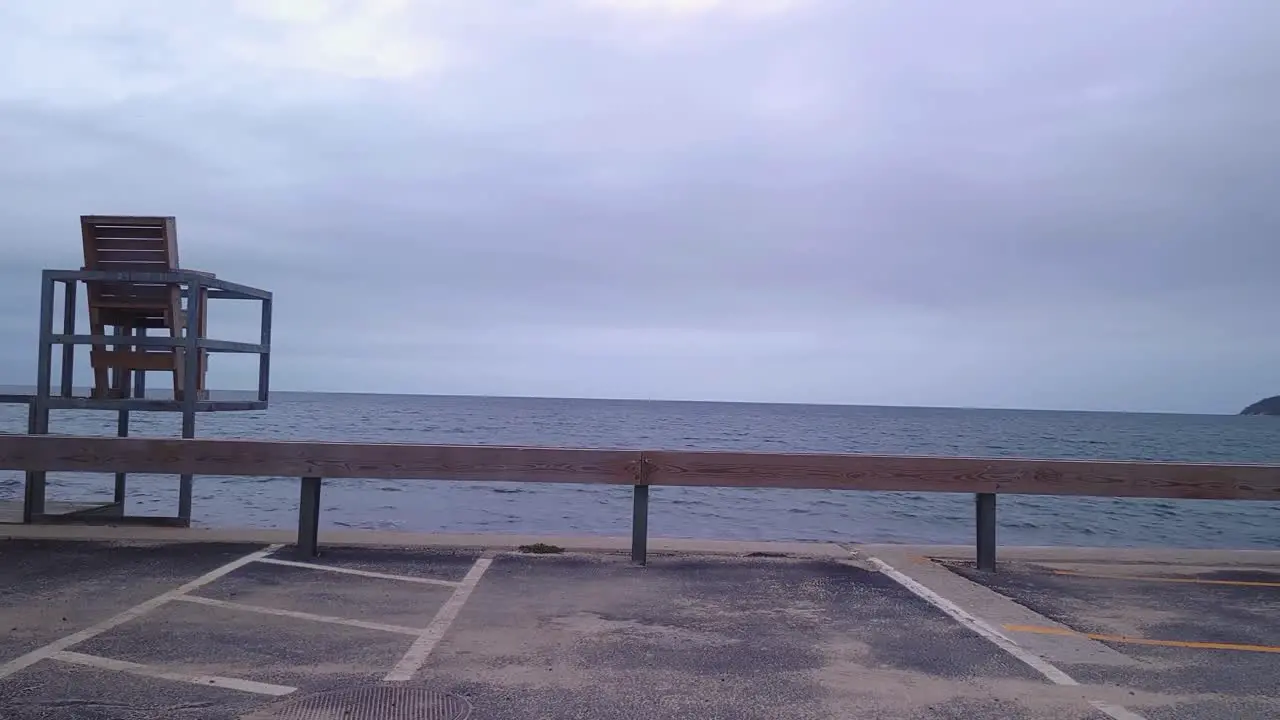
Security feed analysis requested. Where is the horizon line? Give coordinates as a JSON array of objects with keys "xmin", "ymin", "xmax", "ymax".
[{"xmin": 0, "ymin": 383, "xmax": 1246, "ymax": 416}]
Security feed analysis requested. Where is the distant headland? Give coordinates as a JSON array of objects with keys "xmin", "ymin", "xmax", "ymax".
[{"xmin": 1240, "ymin": 395, "xmax": 1280, "ymax": 415}]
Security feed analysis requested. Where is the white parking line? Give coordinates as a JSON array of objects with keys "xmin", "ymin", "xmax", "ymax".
[
  {"xmin": 255, "ymin": 557, "xmax": 461, "ymax": 587},
  {"xmin": 52, "ymin": 651, "xmax": 296, "ymax": 697},
  {"xmin": 175, "ymin": 594, "xmax": 422, "ymax": 636},
  {"xmin": 384, "ymin": 555, "xmax": 493, "ymax": 682},
  {"xmin": 868, "ymin": 556, "xmax": 1147, "ymax": 720},
  {"xmin": 0, "ymin": 544, "xmax": 284, "ymax": 682}
]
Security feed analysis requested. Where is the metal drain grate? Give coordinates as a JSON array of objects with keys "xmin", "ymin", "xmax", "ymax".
[{"xmin": 242, "ymin": 685, "xmax": 472, "ymax": 720}]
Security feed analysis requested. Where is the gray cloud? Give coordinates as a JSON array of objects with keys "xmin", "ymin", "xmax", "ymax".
[{"xmin": 2, "ymin": 0, "xmax": 1278, "ymax": 412}]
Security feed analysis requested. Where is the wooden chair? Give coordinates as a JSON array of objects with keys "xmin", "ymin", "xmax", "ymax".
[{"xmin": 80, "ymin": 215, "xmax": 211, "ymax": 400}]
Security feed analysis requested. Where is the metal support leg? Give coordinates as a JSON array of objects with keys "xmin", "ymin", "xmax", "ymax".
[
  {"xmin": 298, "ymin": 477, "xmax": 322, "ymax": 557},
  {"xmin": 976, "ymin": 493, "xmax": 997, "ymax": 572},
  {"xmin": 22, "ymin": 400, "xmax": 40, "ymax": 523},
  {"xmin": 177, "ymin": 278, "xmax": 202, "ymax": 525},
  {"xmin": 257, "ymin": 297, "xmax": 272, "ymax": 403},
  {"xmin": 27, "ymin": 273, "xmax": 56, "ymax": 521},
  {"xmin": 118, "ymin": 335, "xmax": 144, "ymax": 509},
  {"xmin": 631, "ymin": 484, "xmax": 650, "ymax": 566},
  {"xmin": 60, "ymin": 280, "xmax": 76, "ymax": 398},
  {"xmin": 114, "ymin": 408, "xmax": 129, "ymax": 506},
  {"xmin": 109, "ymin": 326, "xmax": 131, "ymax": 398}
]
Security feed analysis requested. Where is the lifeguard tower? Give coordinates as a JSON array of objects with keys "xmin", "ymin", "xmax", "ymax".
[{"xmin": 1, "ymin": 215, "xmax": 273, "ymax": 527}]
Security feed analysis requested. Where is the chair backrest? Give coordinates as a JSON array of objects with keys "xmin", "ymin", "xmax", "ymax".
[{"xmin": 80, "ymin": 216, "xmax": 181, "ymax": 310}]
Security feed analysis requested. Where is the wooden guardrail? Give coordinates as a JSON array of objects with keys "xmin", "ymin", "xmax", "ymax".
[{"xmin": 2, "ymin": 434, "xmax": 1278, "ymax": 569}]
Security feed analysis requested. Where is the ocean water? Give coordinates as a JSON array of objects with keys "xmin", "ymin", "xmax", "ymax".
[{"xmin": 1, "ymin": 391, "xmax": 1278, "ymax": 549}]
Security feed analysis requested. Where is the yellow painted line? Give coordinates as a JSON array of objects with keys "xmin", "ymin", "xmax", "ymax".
[
  {"xmin": 1004, "ymin": 624, "xmax": 1280, "ymax": 654},
  {"xmin": 1050, "ymin": 569, "xmax": 1280, "ymax": 588}
]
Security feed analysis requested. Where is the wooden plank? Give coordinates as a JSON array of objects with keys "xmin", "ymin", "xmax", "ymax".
[
  {"xmin": 93, "ymin": 226, "xmax": 167, "ymax": 239},
  {"xmin": 97, "ymin": 294, "xmax": 170, "ymax": 304},
  {"xmin": 0, "ymin": 436, "xmax": 1278, "ymax": 501},
  {"xmin": 96, "ymin": 285, "xmax": 174, "ymax": 304},
  {"xmin": 90, "ymin": 350, "xmax": 176, "ymax": 372},
  {"xmin": 96, "ymin": 261, "xmax": 177, "ymax": 274},
  {"xmin": 642, "ymin": 450, "xmax": 1280, "ymax": 501},
  {"xmin": 98, "ymin": 310, "xmax": 169, "ymax": 328},
  {"xmin": 82, "ymin": 215, "xmax": 170, "ymax": 228},
  {"xmin": 97, "ymin": 237, "xmax": 166, "ymax": 250},
  {"xmin": 0, "ymin": 435, "xmax": 641, "ymax": 485},
  {"xmin": 81, "ymin": 217, "xmax": 101, "ymax": 287},
  {"xmin": 55, "ymin": 334, "xmax": 183, "ymax": 348},
  {"xmin": 97, "ymin": 249, "xmax": 167, "ymax": 262},
  {"xmin": 164, "ymin": 216, "xmax": 179, "ymax": 268}
]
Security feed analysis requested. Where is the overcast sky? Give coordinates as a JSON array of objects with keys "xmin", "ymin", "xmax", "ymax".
[{"xmin": 2, "ymin": 0, "xmax": 1278, "ymax": 414}]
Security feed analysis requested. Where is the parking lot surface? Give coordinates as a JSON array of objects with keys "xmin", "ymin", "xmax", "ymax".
[
  {"xmin": 945, "ymin": 557, "xmax": 1280, "ymax": 720},
  {"xmin": 1, "ymin": 536, "xmax": 1275, "ymax": 719}
]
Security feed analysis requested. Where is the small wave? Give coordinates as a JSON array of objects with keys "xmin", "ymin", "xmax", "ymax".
[{"xmin": 1004, "ymin": 521, "xmax": 1041, "ymax": 530}]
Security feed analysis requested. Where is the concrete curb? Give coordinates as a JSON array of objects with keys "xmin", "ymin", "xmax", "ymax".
[
  {"xmin": 0, "ymin": 525, "xmax": 850, "ymax": 558},
  {"xmin": 859, "ymin": 543, "xmax": 1280, "ymax": 567},
  {"xmin": 3, "ymin": 525, "xmax": 1277, "ymax": 565}
]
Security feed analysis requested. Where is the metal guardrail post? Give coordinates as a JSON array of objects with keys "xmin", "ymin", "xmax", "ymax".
[
  {"xmin": 632, "ymin": 485, "xmax": 649, "ymax": 566},
  {"xmin": 976, "ymin": 493, "xmax": 997, "ymax": 571},
  {"xmin": 27, "ymin": 272, "xmax": 57, "ymax": 520},
  {"xmin": 22, "ymin": 398, "xmax": 39, "ymax": 523},
  {"xmin": 298, "ymin": 477, "xmax": 322, "ymax": 557},
  {"xmin": 631, "ymin": 456, "xmax": 651, "ymax": 566}
]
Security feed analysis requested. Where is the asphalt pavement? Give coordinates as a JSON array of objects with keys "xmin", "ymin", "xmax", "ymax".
[{"xmin": 0, "ymin": 534, "xmax": 1275, "ymax": 719}]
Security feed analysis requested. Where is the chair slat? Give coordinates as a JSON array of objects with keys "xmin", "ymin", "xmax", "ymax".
[
  {"xmin": 90, "ymin": 350, "xmax": 178, "ymax": 372},
  {"xmin": 96, "ymin": 260, "xmax": 178, "ymax": 273},
  {"xmin": 82, "ymin": 215, "xmax": 168, "ymax": 227},
  {"xmin": 96, "ymin": 248, "xmax": 168, "ymax": 262},
  {"xmin": 96, "ymin": 237, "xmax": 166, "ymax": 251},
  {"xmin": 91, "ymin": 226, "xmax": 167, "ymax": 240}
]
